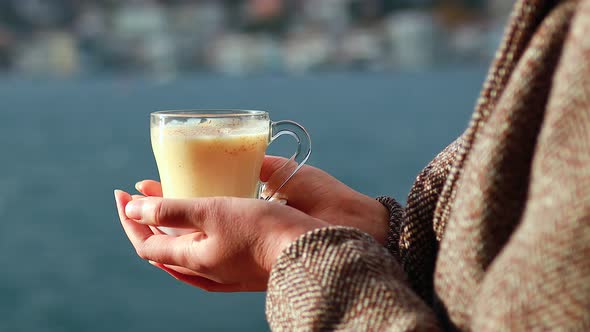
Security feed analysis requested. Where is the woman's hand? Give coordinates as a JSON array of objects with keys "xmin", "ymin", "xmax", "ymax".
[
  {"xmin": 261, "ymin": 156, "xmax": 390, "ymax": 244},
  {"xmin": 136, "ymin": 156, "xmax": 390, "ymax": 244},
  {"xmin": 114, "ymin": 190, "xmax": 327, "ymax": 292}
]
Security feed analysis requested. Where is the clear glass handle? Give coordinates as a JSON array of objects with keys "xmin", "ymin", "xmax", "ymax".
[{"xmin": 261, "ymin": 120, "xmax": 312, "ymax": 201}]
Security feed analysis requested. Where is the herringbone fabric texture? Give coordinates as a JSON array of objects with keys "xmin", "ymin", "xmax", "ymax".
[{"xmin": 266, "ymin": 0, "xmax": 590, "ymax": 330}]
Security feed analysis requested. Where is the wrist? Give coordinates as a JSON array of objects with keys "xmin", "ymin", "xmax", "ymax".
[
  {"xmin": 264, "ymin": 217, "xmax": 327, "ymax": 272},
  {"xmin": 364, "ymin": 196, "xmax": 391, "ymax": 245},
  {"xmin": 376, "ymin": 196, "xmax": 404, "ymax": 257}
]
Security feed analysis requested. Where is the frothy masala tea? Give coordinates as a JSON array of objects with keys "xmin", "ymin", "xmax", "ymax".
[{"xmin": 151, "ymin": 121, "xmax": 269, "ymax": 199}]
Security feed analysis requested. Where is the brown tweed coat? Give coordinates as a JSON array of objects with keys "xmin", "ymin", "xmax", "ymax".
[{"xmin": 265, "ymin": 0, "xmax": 590, "ymax": 330}]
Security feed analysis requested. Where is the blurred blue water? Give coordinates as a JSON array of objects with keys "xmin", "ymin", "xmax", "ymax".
[{"xmin": 0, "ymin": 68, "xmax": 485, "ymax": 332}]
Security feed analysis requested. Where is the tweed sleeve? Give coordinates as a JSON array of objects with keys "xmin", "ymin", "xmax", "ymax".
[
  {"xmin": 265, "ymin": 226, "xmax": 441, "ymax": 331},
  {"xmin": 373, "ymin": 137, "xmax": 461, "ymax": 262},
  {"xmin": 469, "ymin": 1, "xmax": 590, "ymax": 329},
  {"xmin": 376, "ymin": 196, "xmax": 404, "ymax": 261}
]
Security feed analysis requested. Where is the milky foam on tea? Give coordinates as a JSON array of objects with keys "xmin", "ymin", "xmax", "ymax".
[{"xmin": 161, "ymin": 118, "xmax": 269, "ymax": 137}]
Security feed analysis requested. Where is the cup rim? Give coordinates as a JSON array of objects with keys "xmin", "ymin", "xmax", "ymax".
[{"xmin": 151, "ymin": 109, "xmax": 268, "ymax": 118}]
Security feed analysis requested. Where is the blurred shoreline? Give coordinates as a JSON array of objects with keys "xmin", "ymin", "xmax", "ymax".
[
  {"xmin": 0, "ymin": 63, "xmax": 490, "ymax": 83},
  {"xmin": 0, "ymin": 0, "xmax": 512, "ymax": 78}
]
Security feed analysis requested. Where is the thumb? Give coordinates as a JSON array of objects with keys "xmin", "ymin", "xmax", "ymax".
[
  {"xmin": 260, "ymin": 155, "xmax": 300, "ymax": 196},
  {"xmin": 125, "ymin": 197, "xmax": 211, "ymax": 230},
  {"xmin": 260, "ymin": 155, "xmax": 289, "ymax": 182}
]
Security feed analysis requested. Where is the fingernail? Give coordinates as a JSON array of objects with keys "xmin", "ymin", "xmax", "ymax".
[
  {"xmin": 134, "ymin": 182, "xmax": 141, "ymax": 192},
  {"xmin": 114, "ymin": 189, "xmax": 122, "ymax": 200},
  {"xmin": 125, "ymin": 199, "xmax": 144, "ymax": 220}
]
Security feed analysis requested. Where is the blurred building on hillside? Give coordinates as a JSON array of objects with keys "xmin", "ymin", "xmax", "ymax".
[{"xmin": 0, "ymin": 0, "xmax": 514, "ymax": 77}]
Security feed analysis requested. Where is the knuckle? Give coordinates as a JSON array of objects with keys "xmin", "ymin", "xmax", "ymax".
[
  {"xmin": 135, "ymin": 245, "xmax": 149, "ymax": 260},
  {"xmin": 135, "ymin": 235, "xmax": 159, "ymax": 261},
  {"xmin": 179, "ymin": 245, "xmax": 195, "ymax": 269},
  {"xmin": 187, "ymin": 203, "xmax": 207, "ymax": 226},
  {"xmin": 191, "ymin": 197, "xmax": 225, "ymax": 226},
  {"xmin": 209, "ymin": 197, "xmax": 226, "ymax": 217},
  {"xmin": 153, "ymin": 200, "xmax": 167, "ymax": 226}
]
